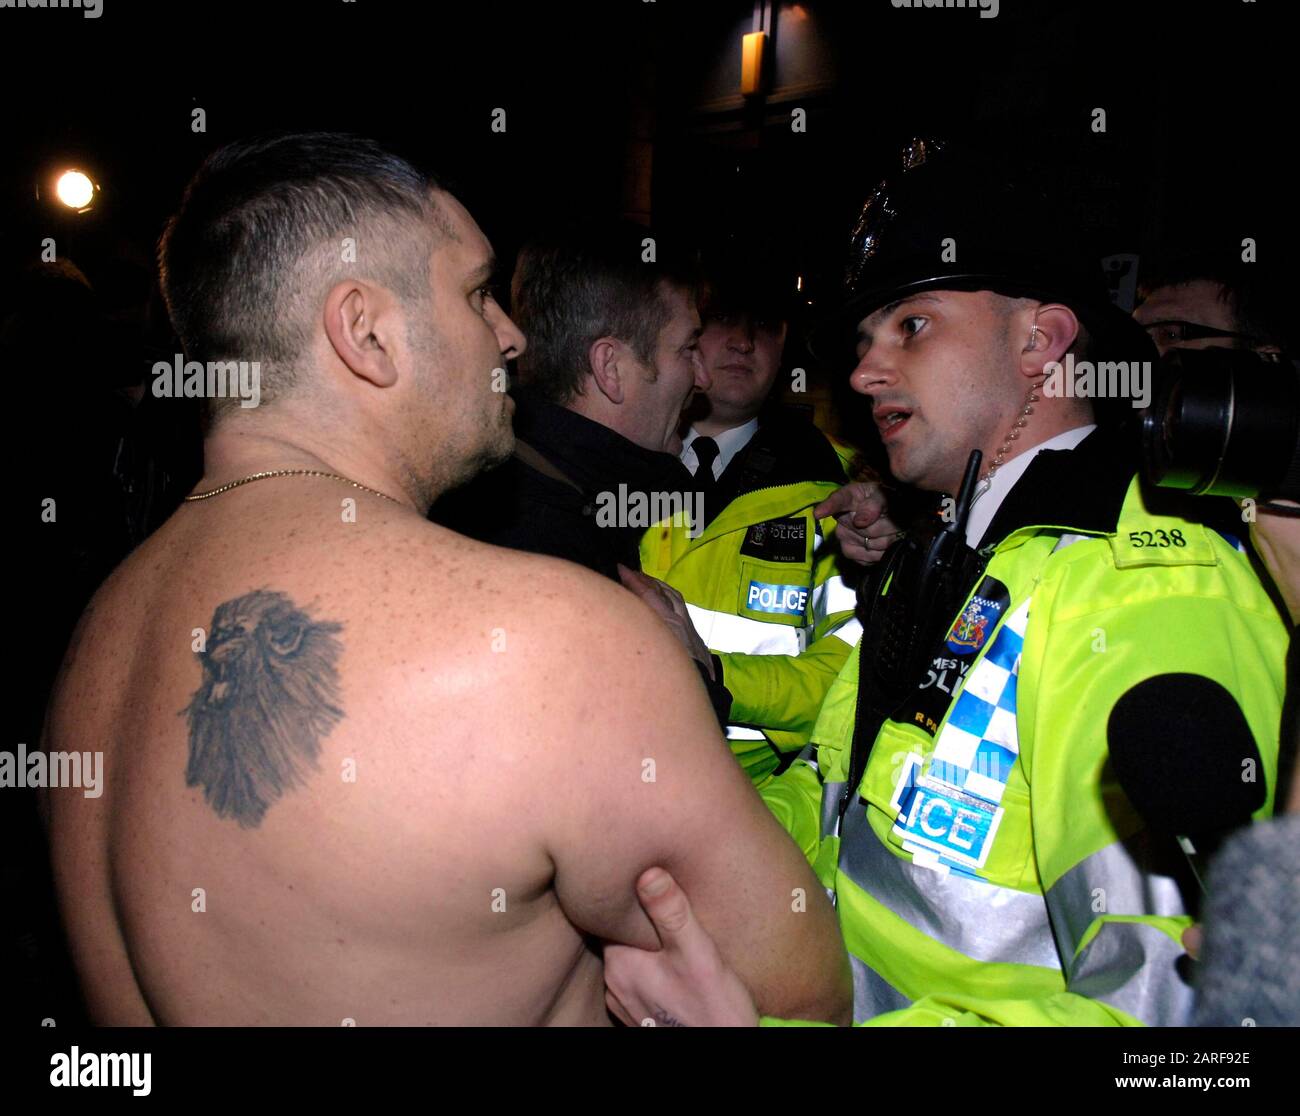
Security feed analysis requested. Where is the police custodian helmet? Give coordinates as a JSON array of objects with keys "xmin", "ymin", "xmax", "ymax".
[{"xmin": 809, "ymin": 138, "xmax": 1157, "ymax": 416}]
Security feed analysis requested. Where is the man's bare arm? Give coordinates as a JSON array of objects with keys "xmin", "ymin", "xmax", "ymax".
[
  {"xmin": 606, "ymin": 867, "xmax": 760, "ymax": 1028},
  {"xmin": 531, "ymin": 566, "xmax": 852, "ymax": 1025}
]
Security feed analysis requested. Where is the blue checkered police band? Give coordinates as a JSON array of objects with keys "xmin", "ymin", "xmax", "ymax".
[
  {"xmin": 890, "ymin": 594, "xmax": 1031, "ymax": 881},
  {"xmin": 898, "ymin": 577, "xmax": 1010, "ymax": 739}
]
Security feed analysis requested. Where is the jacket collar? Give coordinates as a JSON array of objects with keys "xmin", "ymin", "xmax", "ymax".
[
  {"xmin": 512, "ymin": 387, "xmax": 694, "ymax": 499},
  {"xmin": 726, "ymin": 407, "xmax": 847, "ymax": 495},
  {"xmin": 976, "ymin": 420, "xmax": 1141, "ymax": 549}
]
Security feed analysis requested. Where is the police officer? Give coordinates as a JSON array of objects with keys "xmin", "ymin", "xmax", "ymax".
[
  {"xmin": 603, "ymin": 141, "xmax": 1292, "ymax": 1027},
  {"xmin": 640, "ymin": 247, "xmax": 869, "ymax": 785}
]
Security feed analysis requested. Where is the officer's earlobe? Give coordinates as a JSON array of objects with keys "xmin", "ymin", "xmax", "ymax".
[{"xmin": 1019, "ymin": 304, "xmax": 1079, "ymax": 381}]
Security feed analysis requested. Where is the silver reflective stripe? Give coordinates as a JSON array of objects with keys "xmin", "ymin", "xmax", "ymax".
[
  {"xmin": 1052, "ymin": 532, "xmax": 1092, "ymax": 552},
  {"xmin": 820, "ymin": 779, "xmax": 845, "ymax": 839},
  {"xmin": 833, "ymin": 617, "xmax": 864, "ymax": 647},
  {"xmin": 812, "ymin": 574, "xmax": 857, "ymax": 626},
  {"xmin": 1044, "ymin": 832, "xmax": 1190, "ymax": 965},
  {"xmin": 725, "ymin": 725, "xmax": 767, "ymax": 741},
  {"xmin": 851, "ymin": 954, "xmax": 910, "ymax": 1020},
  {"xmin": 686, "ymin": 603, "xmax": 805, "ymax": 655},
  {"xmin": 1069, "ymin": 920, "xmax": 1195, "ymax": 1026},
  {"xmin": 838, "ymin": 803, "xmax": 1062, "ymax": 969}
]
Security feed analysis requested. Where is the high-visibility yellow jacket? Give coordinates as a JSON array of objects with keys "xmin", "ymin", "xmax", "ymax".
[
  {"xmin": 761, "ymin": 436, "xmax": 1289, "ymax": 1025},
  {"xmin": 640, "ymin": 416, "xmax": 858, "ymax": 786}
]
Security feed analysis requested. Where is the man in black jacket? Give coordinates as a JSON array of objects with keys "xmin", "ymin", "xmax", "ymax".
[
  {"xmin": 431, "ymin": 219, "xmax": 731, "ymax": 718},
  {"xmin": 434, "ymin": 219, "xmax": 706, "ymax": 572},
  {"xmin": 440, "ymin": 384, "xmax": 701, "ymax": 583}
]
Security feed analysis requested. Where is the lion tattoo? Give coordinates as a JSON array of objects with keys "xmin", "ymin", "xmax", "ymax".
[{"xmin": 184, "ymin": 589, "xmax": 344, "ymax": 828}]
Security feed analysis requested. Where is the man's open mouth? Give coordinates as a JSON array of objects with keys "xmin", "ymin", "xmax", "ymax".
[{"xmin": 875, "ymin": 408, "xmax": 912, "ymax": 438}]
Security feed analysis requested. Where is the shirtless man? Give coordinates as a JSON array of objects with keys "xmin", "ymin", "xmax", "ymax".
[{"xmin": 40, "ymin": 133, "xmax": 851, "ymax": 1026}]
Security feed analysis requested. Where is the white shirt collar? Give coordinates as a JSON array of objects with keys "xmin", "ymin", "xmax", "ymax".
[
  {"xmin": 964, "ymin": 424, "xmax": 1096, "ymax": 547},
  {"xmin": 680, "ymin": 419, "xmax": 760, "ymax": 480}
]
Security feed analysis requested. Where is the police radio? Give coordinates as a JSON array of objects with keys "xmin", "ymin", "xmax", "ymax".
[{"xmin": 839, "ymin": 449, "xmax": 990, "ymax": 826}]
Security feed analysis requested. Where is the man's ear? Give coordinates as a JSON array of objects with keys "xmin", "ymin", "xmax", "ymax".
[
  {"xmin": 323, "ymin": 280, "xmax": 402, "ymax": 389},
  {"xmin": 588, "ymin": 336, "xmax": 626, "ymax": 405},
  {"xmin": 1021, "ymin": 303, "xmax": 1080, "ymax": 381}
]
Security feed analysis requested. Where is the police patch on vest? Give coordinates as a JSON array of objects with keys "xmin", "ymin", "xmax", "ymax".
[
  {"xmin": 946, "ymin": 587, "xmax": 1006, "ymax": 655},
  {"xmin": 898, "ymin": 576, "xmax": 1011, "ymax": 738},
  {"xmin": 740, "ymin": 517, "xmax": 807, "ymax": 563},
  {"xmin": 890, "ymin": 753, "xmax": 1004, "ymax": 876},
  {"xmin": 745, "ymin": 580, "xmax": 809, "ymax": 616}
]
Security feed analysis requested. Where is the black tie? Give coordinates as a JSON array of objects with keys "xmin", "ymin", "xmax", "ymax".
[{"xmin": 692, "ymin": 436, "xmax": 719, "ymax": 526}]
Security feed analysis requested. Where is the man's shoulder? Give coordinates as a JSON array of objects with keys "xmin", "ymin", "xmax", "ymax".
[
  {"xmin": 1055, "ymin": 476, "xmax": 1262, "ymax": 580},
  {"xmin": 1017, "ymin": 479, "xmax": 1288, "ymax": 639},
  {"xmin": 401, "ymin": 532, "xmax": 717, "ymax": 784},
  {"xmin": 410, "ymin": 526, "xmax": 657, "ymax": 654}
]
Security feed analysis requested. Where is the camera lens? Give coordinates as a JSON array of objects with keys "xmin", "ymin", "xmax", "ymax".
[{"xmin": 1143, "ymin": 350, "xmax": 1300, "ymax": 500}]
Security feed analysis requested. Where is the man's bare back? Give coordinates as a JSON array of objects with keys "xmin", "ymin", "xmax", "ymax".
[
  {"xmin": 45, "ymin": 486, "xmax": 605, "ymax": 1023},
  {"xmin": 41, "ymin": 134, "xmax": 850, "ymax": 1027},
  {"xmin": 44, "ymin": 484, "xmax": 850, "ymax": 1025}
]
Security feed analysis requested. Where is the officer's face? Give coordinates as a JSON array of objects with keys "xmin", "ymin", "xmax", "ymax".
[
  {"xmin": 621, "ymin": 283, "xmax": 710, "ymax": 454},
  {"xmin": 848, "ymin": 289, "xmax": 1024, "ymax": 495},
  {"xmin": 697, "ymin": 310, "xmax": 787, "ymax": 426}
]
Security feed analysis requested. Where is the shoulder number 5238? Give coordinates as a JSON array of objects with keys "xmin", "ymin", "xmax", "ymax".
[{"xmin": 1129, "ymin": 529, "xmax": 1186, "ymax": 548}]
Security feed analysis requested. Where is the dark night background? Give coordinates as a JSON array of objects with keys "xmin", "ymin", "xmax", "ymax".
[{"xmin": 1, "ymin": 0, "xmax": 1293, "ymax": 1024}]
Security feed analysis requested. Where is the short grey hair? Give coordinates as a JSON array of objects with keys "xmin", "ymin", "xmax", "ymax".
[{"xmin": 158, "ymin": 132, "xmax": 445, "ymax": 419}]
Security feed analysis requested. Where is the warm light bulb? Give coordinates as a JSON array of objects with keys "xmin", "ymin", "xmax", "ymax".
[{"xmin": 56, "ymin": 170, "xmax": 95, "ymax": 209}]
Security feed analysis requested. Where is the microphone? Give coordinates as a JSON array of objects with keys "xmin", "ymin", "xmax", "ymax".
[{"xmin": 1106, "ymin": 673, "xmax": 1266, "ymax": 897}]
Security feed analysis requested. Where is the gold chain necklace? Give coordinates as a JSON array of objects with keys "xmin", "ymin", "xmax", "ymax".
[{"xmin": 184, "ymin": 469, "xmax": 402, "ymax": 505}]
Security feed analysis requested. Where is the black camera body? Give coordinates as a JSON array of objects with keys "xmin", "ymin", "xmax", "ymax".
[{"xmin": 1143, "ymin": 348, "xmax": 1300, "ymax": 504}]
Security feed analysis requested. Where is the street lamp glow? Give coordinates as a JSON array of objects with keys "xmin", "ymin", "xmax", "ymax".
[{"xmin": 56, "ymin": 170, "xmax": 95, "ymax": 210}]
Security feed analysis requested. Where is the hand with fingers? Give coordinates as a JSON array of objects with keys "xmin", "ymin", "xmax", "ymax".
[
  {"xmin": 604, "ymin": 867, "xmax": 759, "ymax": 1028},
  {"xmin": 617, "ymin": 564, "xmax": 716, "ymax": 680},
  {"xmin": 814, "ymin": 480, "xmax": 903, "ymax": 565}
]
